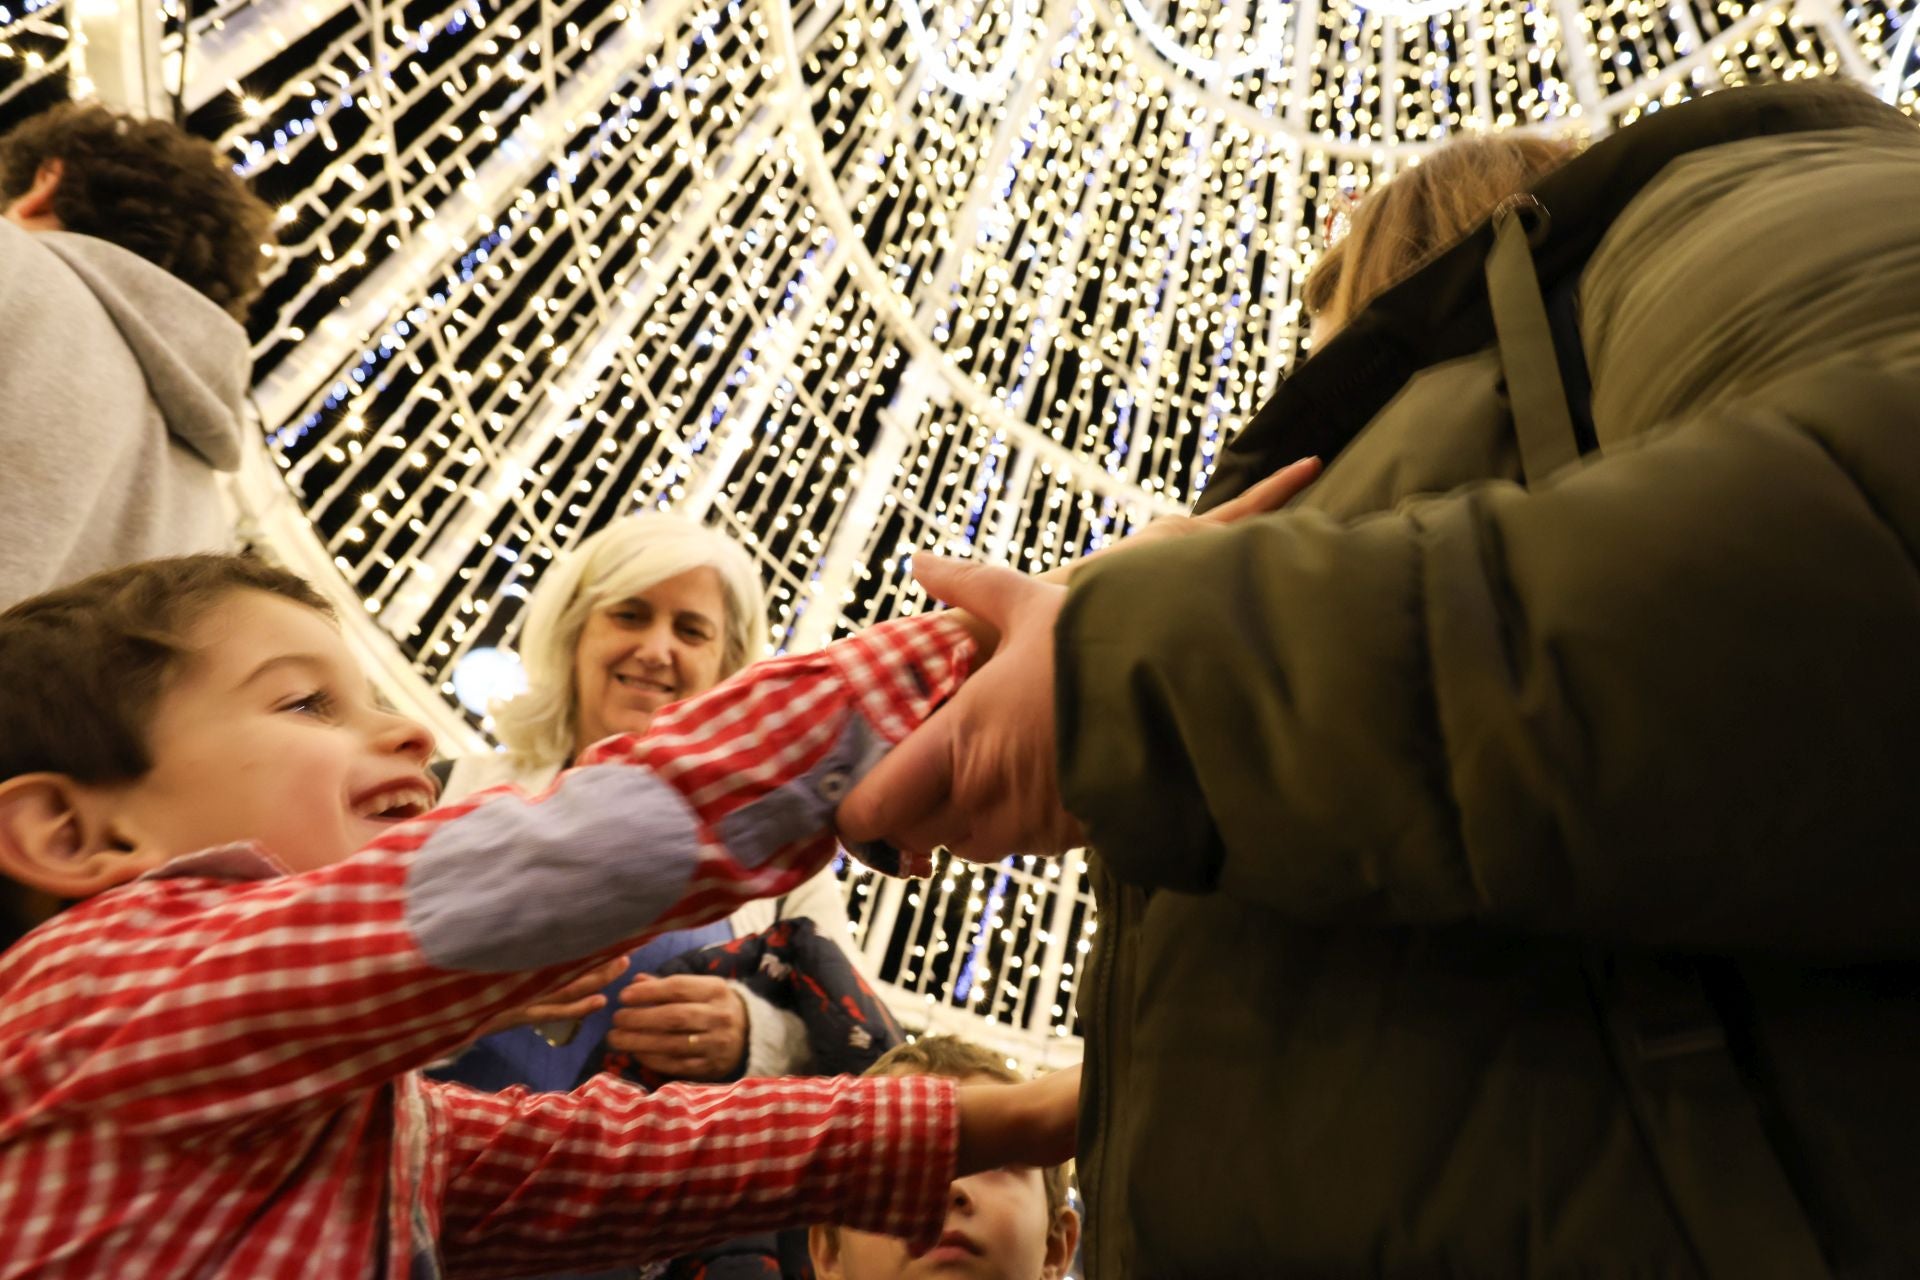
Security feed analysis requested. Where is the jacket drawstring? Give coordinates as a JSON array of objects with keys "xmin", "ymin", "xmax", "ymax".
[{"xmin": 1485, "ymin": 195, "xmax": 1582, "ymax": 486}]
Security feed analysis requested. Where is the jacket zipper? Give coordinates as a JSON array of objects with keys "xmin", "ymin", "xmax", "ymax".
[{"xmin": 1080, "ymin": 856, "xmax": 1125, "ymax": 1275}]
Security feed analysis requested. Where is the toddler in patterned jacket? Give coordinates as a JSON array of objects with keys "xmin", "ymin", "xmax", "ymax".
[{"xmin": 0, "ymin": 553, "xmax": 1076, "ymax": 1279}]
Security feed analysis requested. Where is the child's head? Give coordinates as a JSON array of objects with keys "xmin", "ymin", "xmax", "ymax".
[
  {"xmin": 810, "ymin": 1036, "xmax": 1080, "ymax": 1280},
  {"xmin": 0, "ymin": 101, "xmax": 277, "ymax": 320},
  {"xmin": 0, "ymin": 555, "xmax": 436, "ymax": 919}
]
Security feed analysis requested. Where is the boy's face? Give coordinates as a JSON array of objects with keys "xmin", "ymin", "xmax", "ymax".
[
  {"xmin": 812, "ymin": 1076, "xmax": 1077, "ymax": 1280},
  {"xmin": 105, "ymin": 590, "xmax": 436, "ymax": 873}
]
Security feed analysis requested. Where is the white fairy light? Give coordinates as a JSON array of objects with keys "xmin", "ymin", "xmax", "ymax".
[{"xmin": 1883, "ymin": 0, "xmax": 1919, "ymax": 105}]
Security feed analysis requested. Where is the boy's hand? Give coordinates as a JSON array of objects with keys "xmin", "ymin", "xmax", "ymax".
[
  {"xmin": 606, "ymin": 973, "xmax": 750, "ymax": 1080},
  {"xmin": 473, "ymin": 955, "xmax": 628, "ymax": 1040},
  {"xmin": 955, "ymin": 1064, "xmax": 1081, "ymax": 1175}
]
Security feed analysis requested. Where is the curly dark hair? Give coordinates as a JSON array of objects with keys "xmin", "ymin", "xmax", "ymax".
[{"xmin": 0, "ymin": 102, "xmax": 277, "ymax": 319}]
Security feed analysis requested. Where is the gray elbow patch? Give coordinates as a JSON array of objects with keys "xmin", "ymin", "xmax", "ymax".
[
  {"xmin": 713, "ymin": 716, "xmax": 888, "ymax": 862},
  {"xmin": 404, "ymin": 765, "xmax": 704, "ymax": 972}
]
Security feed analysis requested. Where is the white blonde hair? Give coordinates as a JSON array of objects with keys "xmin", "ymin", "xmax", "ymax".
[{"xmin": 492, "ymin": 513, "xmax": 767, "ymax": 768}]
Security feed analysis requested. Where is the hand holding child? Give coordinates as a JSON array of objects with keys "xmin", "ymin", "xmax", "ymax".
[
  {"xmin": 839, "ymin": 558, "xmax": 1081, "ymax": 863},
  {"xmin": 844, "ymin": 457, "xmax": 1323, "ymax": 864}
]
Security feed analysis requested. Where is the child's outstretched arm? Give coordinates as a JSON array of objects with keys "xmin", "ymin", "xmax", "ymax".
[
  {"xmin": 431, "ymin": 1063, "xmax": 1079, "ymax": 1276},
  {"xmin": 0, "ymin": 614, "xmax": 975, "ymax": 1144}
]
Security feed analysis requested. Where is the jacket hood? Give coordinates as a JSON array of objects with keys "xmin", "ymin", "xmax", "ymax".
[
  {"xmin": 32, "ymin": 229, "xmax": 250, "ymax": 472},
  {"xmin": 1197, "ymin": 79, "xmax": 1918, "ymax": 514}
]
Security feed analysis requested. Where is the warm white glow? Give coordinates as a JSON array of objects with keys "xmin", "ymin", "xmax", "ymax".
[{"xmin": 6, "ymin": 0, "xmax": 1899, "ymax": 1061}]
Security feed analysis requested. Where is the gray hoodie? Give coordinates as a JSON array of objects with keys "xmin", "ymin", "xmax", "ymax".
[{"xmin": 0, "ymin": 217, "xmax": 248, "ymax": 610}]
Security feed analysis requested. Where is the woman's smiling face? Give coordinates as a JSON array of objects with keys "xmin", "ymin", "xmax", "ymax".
[{"xmin": 570, "ymin": 566, "xmax": 728, "ymax": 754}]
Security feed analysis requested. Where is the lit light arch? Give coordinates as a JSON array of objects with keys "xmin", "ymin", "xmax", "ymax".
[{"xmin": 0, "ymin": 0, "xmax": 1907, "ymax": 1062}]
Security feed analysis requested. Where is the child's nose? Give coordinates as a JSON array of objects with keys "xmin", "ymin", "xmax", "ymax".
[{"xmin": 373, "ymin": 711, "xmax": 435, "ymax": 764}]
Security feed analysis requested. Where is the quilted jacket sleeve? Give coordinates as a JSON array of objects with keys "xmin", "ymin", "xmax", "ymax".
[{"xmin": 1056, "ymin": 354, "xmax": 1920, "ymax": 954}]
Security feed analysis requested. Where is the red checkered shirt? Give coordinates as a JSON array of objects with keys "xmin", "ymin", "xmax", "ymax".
[{"xmin": 0, "ymin": 614, "xmax": 974, "ymax": 1279}]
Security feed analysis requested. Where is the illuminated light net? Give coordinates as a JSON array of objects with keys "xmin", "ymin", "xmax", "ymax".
[{"xmin": 3, "ymin": 0, "xmax": 1911, "ymax": 1064}]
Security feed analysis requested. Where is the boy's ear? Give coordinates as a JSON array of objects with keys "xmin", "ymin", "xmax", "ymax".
[
  {"xmin": 4, "ymin": 159, "xmax": 64, "ymax": 227},
  {"xmin": 1041, "ymin": 1205, "xmax": 1081, "ymax": 1280},
  {"xmin": 807, "ymin": 1225, "xmax": 845, "ymax": 1280},
  {"xmin": 0, "ymin": 773, "xmax": 163, "ymax": 898}
]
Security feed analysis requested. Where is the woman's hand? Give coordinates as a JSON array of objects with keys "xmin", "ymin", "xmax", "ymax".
[
  {"xmin": 473, "ymin": 954, "xmax": 628, "ymax": 1040},
  {"xmin": 606, "ymin": 973, "xmax": 750, "ymax": 1080}
]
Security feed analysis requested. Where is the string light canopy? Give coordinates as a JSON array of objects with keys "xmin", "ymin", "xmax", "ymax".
[{"xmin": 3, "ymin": 0, "xmax": 1913, "ymax": 1062}]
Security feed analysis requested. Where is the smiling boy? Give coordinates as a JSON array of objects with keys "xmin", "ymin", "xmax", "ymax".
[{"xmin": 0, "ymin": 554, "xmax": 1076, "ymax": 1278}]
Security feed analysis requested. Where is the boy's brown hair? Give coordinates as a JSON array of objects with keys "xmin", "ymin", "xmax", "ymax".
[
  {"xmin": 0, "ymin": 554, "xmax": 331, "ymax": 786},
  {"xmin": 865, "ymin": 1036, "xmax": 1072, "ymax": 1217},
  {"xmin": 0, "ymin": 102, "xmax": 277, "ymax": 320}
]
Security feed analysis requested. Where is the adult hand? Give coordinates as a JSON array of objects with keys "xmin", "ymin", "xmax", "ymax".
[
  {"xmin": 837, "ymin": 556, "xmax": 1082, "ymax": 864},
  {"xmin": 1034, "ymin": 454, "xmax": 1320, "ymax": 585},
  {"xmin": 606, "ymin": 973, "xmax": 750, "ymax": 1080},
  {"xmin": 945, "ymin": 455, "xmax": 1320, "ymax": 660},
  {"xmin": 841, "ymin": 455, "xmax": 1320, "ymax": 860},
  {"xmin": 473, "ymin": 954, "xmax": 628, "ymax": 1040}
]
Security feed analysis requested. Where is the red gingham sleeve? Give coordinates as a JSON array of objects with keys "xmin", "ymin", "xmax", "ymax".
[
  {"xmin": 430, "ymin": 1072, "xmax": 959, "ymax": 1276},
  {"xmin": 0, "ymin": 613, "xmax": 975, "ymax": 1141}
]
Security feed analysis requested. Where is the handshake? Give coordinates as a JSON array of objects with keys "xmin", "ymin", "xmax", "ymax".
[{"xmin": 836, "ymin": 455, "xmax": 1320, "ymax": 868}]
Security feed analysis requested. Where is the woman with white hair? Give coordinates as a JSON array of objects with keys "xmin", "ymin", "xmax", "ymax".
[{"xmin": 434, "ymin": 512, "xmax": 868, "ymax": 1092}]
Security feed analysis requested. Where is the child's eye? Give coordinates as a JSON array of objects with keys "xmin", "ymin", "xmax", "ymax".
[{"xmin": 281, "ymin": 689, "xmax": 337, "ymax": 718}]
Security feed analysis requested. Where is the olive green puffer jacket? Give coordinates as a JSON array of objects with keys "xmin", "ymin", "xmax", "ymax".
[{"xmin": 1060, "ymin": 81, "xmax": 1920, "ymax": 1278}]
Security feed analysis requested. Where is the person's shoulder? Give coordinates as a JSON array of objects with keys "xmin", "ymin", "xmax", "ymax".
[
  {"xmin": 0, "ymin": 219, "xmax": 86, "ymax": 310},
  {"xmin": 0, "ymin": 869, "xmax": 229, "ymax": 999},
  {"xmin": 30, "ymin": 228, "xmax": 241, "ymax": 333},
  {"xmin": 0, "ymin": 216, "xmax": 57, "ymax": 255}
]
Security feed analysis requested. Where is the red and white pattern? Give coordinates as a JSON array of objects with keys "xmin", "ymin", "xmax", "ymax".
[
  {"xmin": 581, "ymin": 597, "xmax": 977, "ymax": 913},
  {"xmin": 0, "ymin": 613, "xmax": 974, "ymax": 1279}
]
